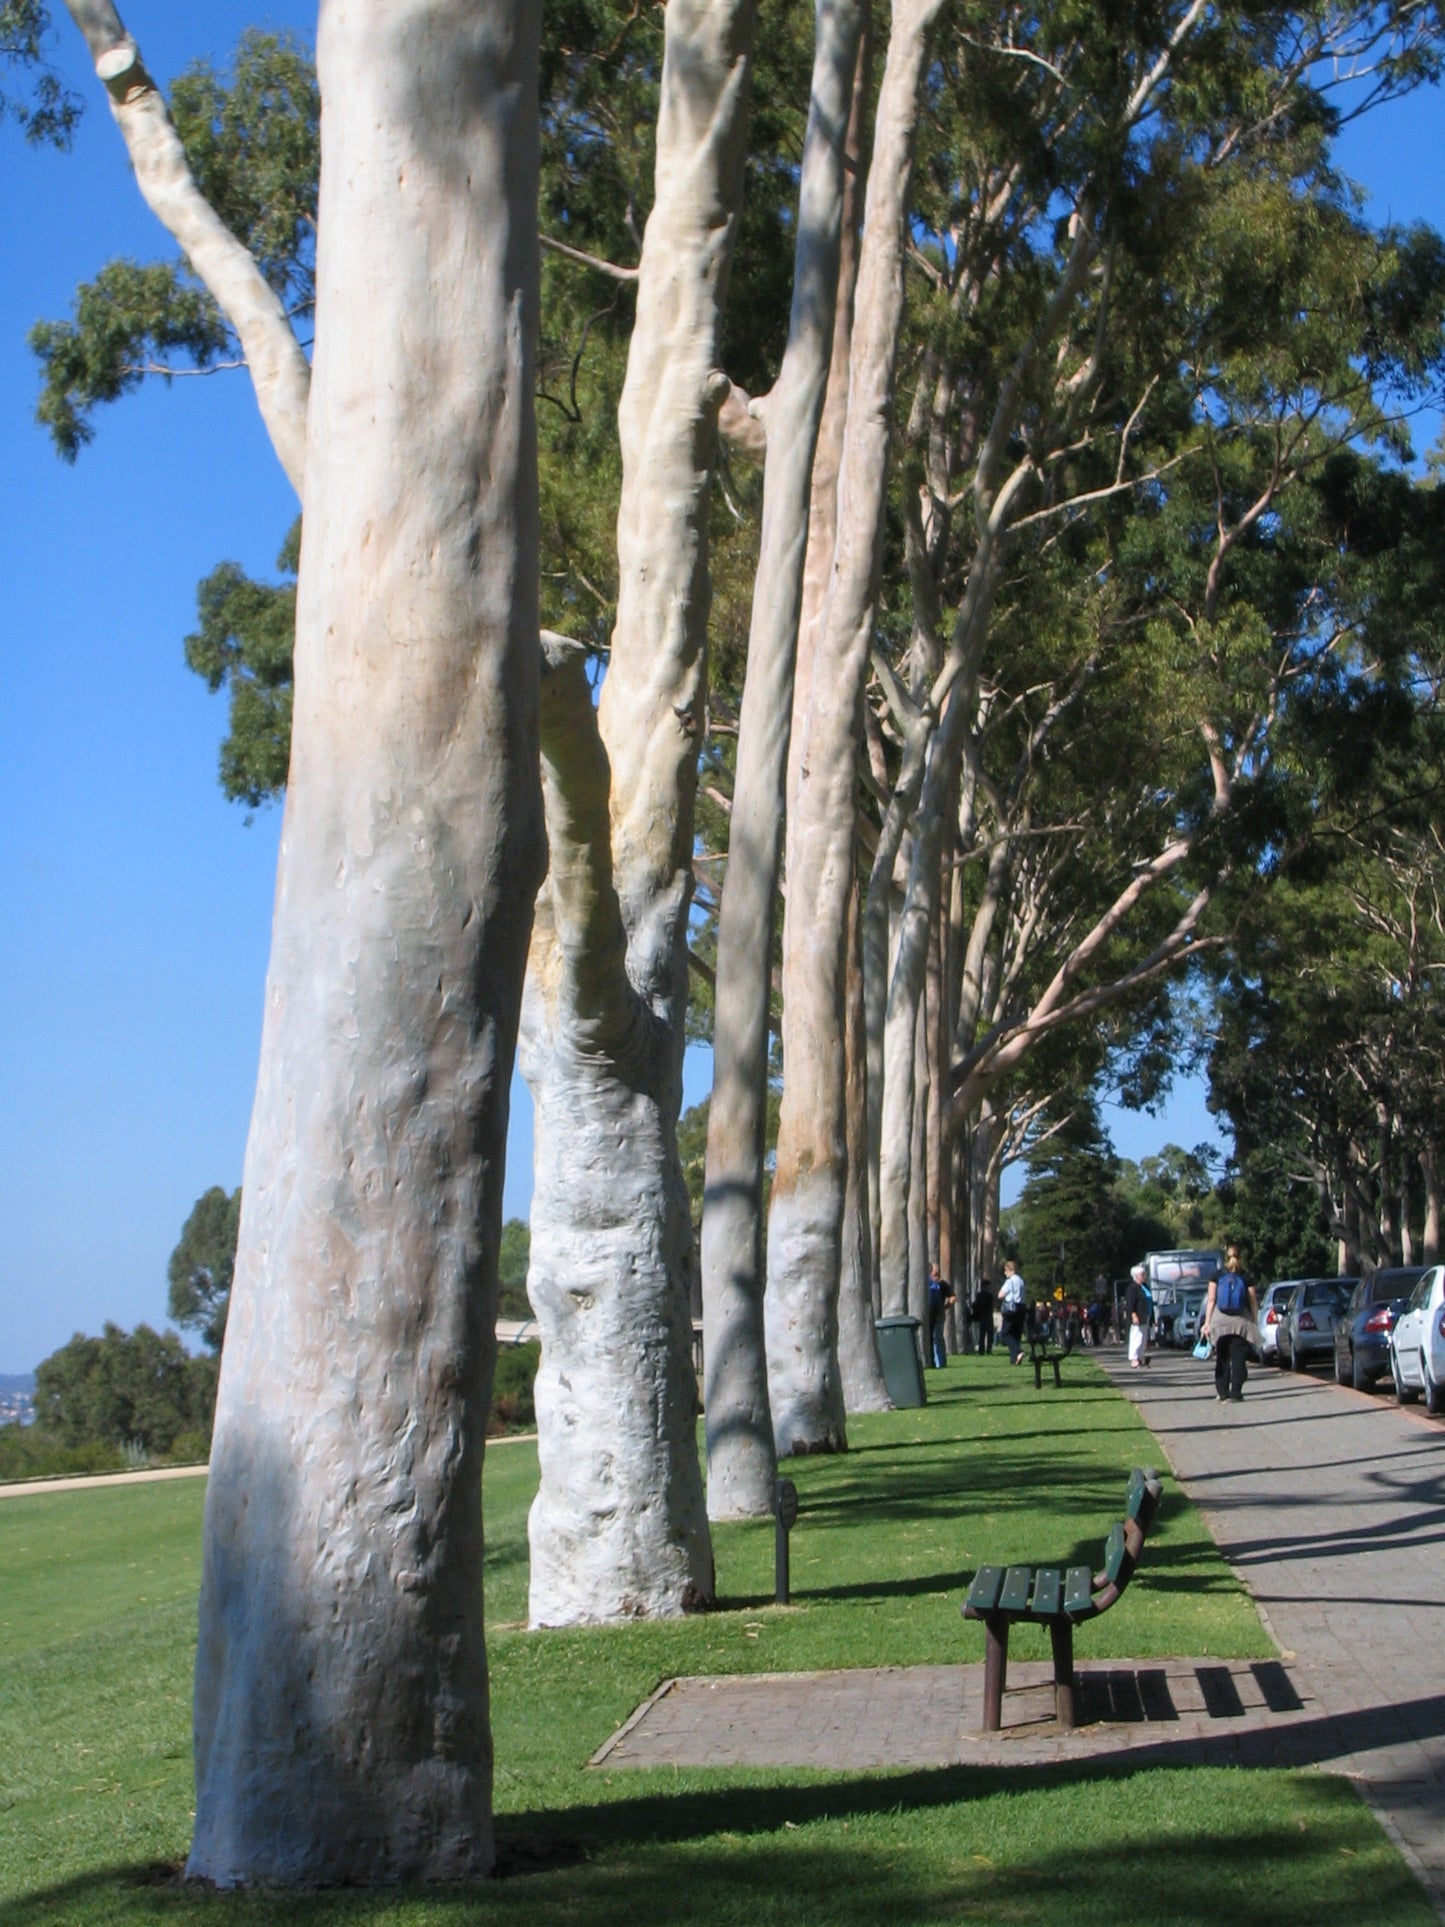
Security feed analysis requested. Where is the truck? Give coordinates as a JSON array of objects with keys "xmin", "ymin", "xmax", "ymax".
[{"xmin": 1137, "ymin": 1248, "xmax": 1223, "ymax": 1345}]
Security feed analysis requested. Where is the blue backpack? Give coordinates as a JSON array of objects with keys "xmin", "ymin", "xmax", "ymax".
[{"xmin": 1216, "ymin": 1270, "xmax": 1247, "ymax": 1315}]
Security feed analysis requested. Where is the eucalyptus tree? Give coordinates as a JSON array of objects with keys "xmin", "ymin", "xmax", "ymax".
[
  {"xmin": 700, "ymin": 0, "xmax": 868, "ymax": 1521},
  {"xmin": 864, "ymin": 0, "xmax": 1445, "ymax": 1328},
  {"xmin": 51, "ymin": 0, "xmax": 545, "ymax": 1885},
  {"xmin": 762, "ymin": 0, "xmax": 948, "ymax": 1457}
]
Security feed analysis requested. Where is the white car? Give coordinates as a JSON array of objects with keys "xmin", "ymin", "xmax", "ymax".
[{"xmin": 1388, "ymin": 1264, "xmax": 1445, "ymax": 1415}]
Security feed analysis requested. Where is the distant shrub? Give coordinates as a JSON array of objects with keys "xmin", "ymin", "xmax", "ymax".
[
  {"xmin": 163, "ymin": 1429, "xmax": 211, "ymax": 1466},
  {"xmin": 0, "ymin": 1425, "xmax": 125, "ymax": 1482},
  {"xmin": 490, "ymin": 1340, "xmax": 539, "ymax": 1433}
]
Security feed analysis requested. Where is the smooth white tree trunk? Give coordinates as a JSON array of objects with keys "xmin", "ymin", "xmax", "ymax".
[
  {"xmin": 702, "ymin": 0, "xmax": 863, "ymax": 1521},
  {"xmin": 766, "ymin": 0, "xmax": 943, "ymax": 1453},
  {"xmin": 523, "ymin": 0, "xmax": 758, "ymax": 1622},
  {"xmin": 189, "ymin": 0, "xmax": 544, "ymax": 1885}
]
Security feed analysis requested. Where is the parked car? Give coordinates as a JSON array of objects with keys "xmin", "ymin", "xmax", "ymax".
[
  {"xmin": 1333, "ymin": 1268, "xmax": 1427, "ymax": 1390},
  {"xmin": 1388, "ymin": 1265, "xmax": 1445, "ymax": 1414},
  {"xmin": 1174, "ymin": 1287, "xmax": 1209, "ymax": 1349},
  {"xmin": 1258, "ymin": 1281, "xmax": 1301, "ymax": 1363},
  {"xmin": 1278, "ymin": 1277, "xmax": 1355, "ymax": 1371}
]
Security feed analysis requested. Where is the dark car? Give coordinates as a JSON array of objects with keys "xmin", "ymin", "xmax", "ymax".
[
  {"xmin": 1333, "ymin": 1267, "xmax": 1428, "ymax": 1390},
  {"xmin": 1278, "ymin": 1278, "xmax": 1356, "ymax": 1370}
]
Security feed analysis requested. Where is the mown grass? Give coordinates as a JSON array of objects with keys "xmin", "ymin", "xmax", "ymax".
[{"xmin": 0, "ymin": 1353, "xmax": 1431, "ymax": 1925}]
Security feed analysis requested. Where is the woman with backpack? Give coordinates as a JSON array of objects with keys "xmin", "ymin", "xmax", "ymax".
[{"xmin": 1204, "ymin": 1245, "xmax": 1260, "ymax": 1403}]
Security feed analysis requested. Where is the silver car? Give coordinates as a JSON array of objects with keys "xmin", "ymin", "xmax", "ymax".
[
  {"xmin": 1278, "ymin": 1277, "xmax": 1354, "ymax": 1371},
  {"xmin": 1258, "ymin": 1281, "xmax": 1301, "ymax": 1362}
]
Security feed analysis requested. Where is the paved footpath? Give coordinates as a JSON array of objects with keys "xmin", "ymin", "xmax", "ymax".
[
  {"xmin": 1100, "ymin": 1341, "xmax": 1445, "ymax": 1917},
  {"xmin": 599, "ymin": 1345, "xmax": 1445, "ymax": 1920}
]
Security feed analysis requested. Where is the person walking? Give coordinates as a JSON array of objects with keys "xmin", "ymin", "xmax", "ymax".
[
  {"xmin": 971, "ymin": 1277, "xmax": 995, "ymax": 1354},
  {"xmin": 926, "ymin": 1264, "xmax": 954, "ymax": 1369},
  {"xmin": 1125, "ymin": 1264, "xmax": 1153, "ymax": 1369},
  {"xmin": 1204, "ymin": 1243, "xmax": 1259, "ymax": 1402},
  {"xmin": 998, "ymin": 1260, "xmax": 1027, "ymax": 1364}
]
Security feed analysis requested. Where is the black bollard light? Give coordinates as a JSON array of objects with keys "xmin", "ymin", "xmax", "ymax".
[{"xmin": 774, "ymin": 1477, "xmax": 799, "ymax": 1604}]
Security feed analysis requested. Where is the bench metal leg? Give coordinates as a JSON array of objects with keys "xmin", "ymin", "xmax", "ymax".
[
  {"xmin": 1032, "ymin": 1357, "xmax": 1043, "ymax": 1389},
  {"xmin": 1050, "ymin": 1619, "xmax": 1075, "ymax": 1727},
  {"xmin": 1051, "ymin": 1358, "xmax": 1062, "ymax": 1388},
  {"xmin": 982, "ymin": 1615, "xmax": 1009, "ymax": 1731}
]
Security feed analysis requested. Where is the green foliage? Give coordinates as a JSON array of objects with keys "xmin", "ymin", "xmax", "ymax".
[
  {"xmin": 183, "ymin": 527, "xmax": 297, "ymax": 808},
  {"xmin": 1012, "ymin": 1106, "xmax": 1132, "ymax": 1293},
  {"xmin": 33, "ymin": 1324, "xmax": 217, "ymax": 1459},
  {"xmin": 167, "ymin": 32, "xmax": 319, "ymax": 302},
  {"xmin": 0, "ymin": 1425, "xmax": 125, "ymax": 1482},
  {"xmin": 490, "ymin": 1339, "xmax": 539, "ymax": 1433},
  {"xmin": 1, "ymin": 0, "xmax": 81, "ymax": 145},
  {"xmin": 29, "ymin": 261, "xmax": 232, "ymax": 462},
  {"xmin": 497, "ymin": 1216, "xmax": 531, "ymax": 1322},
  {"xmin": 1226, "ymin": 1137, "xmax": 1335, "ymax": 1285},
  {"xmin": 165, "ymin": 1184, "xmax": 242, "ymax": 1351}
]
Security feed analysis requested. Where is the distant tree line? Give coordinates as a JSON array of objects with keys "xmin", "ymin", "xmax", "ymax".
[{"xmin": 1003, "ymin": 1112, "xmax": 1335, "ymax": 1301}]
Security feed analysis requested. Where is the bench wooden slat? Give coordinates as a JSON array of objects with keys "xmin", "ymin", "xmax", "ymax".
[
  {"xmin": 965, "ymin": 1565, "xmax": 1004, "ymax": 1614},
  {"xmin": 1030, "ymin": 1567, "xmax": 1062, "ymax": 1616},
  {"xmin": 1126, "ymin": 1467, "xmax": 1159, "ymax": 1523},
  {"xmin": 999, "ymin": 1566, "xmax": 1032, "ymax": 1614},
  {"xmin": 1063, "ymin": 1564, "xmax": 1093, "ymax": 1614},
  {"xmin": 1102, "ymin": 1521, "xmax": 1128, "ymax": 1586}
]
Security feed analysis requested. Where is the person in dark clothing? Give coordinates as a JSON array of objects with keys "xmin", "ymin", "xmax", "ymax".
[
  {"xmin": 1086, "ymin": 1295, "xmax": 1105, "ymax": 1347},
  {"xmin": 971, "ymin": 1278, "xmax": 995, "ymax": 1353},
  {"xmin": 927, "ymin": 1264, "xmax": 954, "ymax": 1369},
  {"xmin": 1205, "ymin": 1243, "xmax": 1259, "ymax": 1402}
]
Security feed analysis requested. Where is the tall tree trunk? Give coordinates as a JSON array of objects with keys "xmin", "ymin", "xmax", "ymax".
[
  {"xmin": 1421, "ymin": 1146, "xmax": 1441, "ymax": 1263},
  {"xmin": 838, "ymin": 868, "xmax": 892, "ymax": 1408},
  {"xmin": 765, "ymin": 0, "xmax": 943, "ymax": 1454},
  {"xmin": 701, "ymin": 0, "xmax": 864, "ymax": 1521},
  {"xmin": 189, "ymin": 0, "xmax": 544, "ymax": 1883},
  {"xmin": 522, "ymin": 0, "xmax": 757, "ymax": 1622},
  {"xmin": 907, "ymin": 995, "xmax": 930, "ymax": 1327}
]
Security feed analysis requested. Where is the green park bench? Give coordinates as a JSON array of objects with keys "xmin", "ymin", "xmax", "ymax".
[
  {"xmin": 961, "ymin": 1466, "xmax": 1163, "ymax": 1731},
  {"xmin": 1026, "ymin": 1329, "xmax": 1077, "ymax": 1389}
]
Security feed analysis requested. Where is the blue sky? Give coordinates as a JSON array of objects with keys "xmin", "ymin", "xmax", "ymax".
[{"xmin": 2, "ymin": 9, "xmax": 1441, "ymax": 1373}]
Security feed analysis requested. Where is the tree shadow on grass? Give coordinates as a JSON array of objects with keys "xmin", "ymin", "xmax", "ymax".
[{"xmin": 8, "ymin": 1745, "xmax": 1428, "ymax": 1926}]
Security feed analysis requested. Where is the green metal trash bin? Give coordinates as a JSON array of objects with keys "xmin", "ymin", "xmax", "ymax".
[{"xmin": 875, "ymin": 1314, "xmax": 927, "ymax": 1408}]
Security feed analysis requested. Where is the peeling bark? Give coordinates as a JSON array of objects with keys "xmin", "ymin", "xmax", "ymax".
[
  {"xmin": 702, "ymin": 0, "xmax": 864, "ymax": 1521},
  {"xmin": 189, "ymin": 0, "xmax": 544, "ymax": 1883}
]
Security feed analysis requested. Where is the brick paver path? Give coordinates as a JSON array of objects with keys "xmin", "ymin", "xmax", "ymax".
[
  {"xmin": 597, "ymin": 1345, "xmax": 1445, "ymax": 1921},
  {"xmin": 1103, "ymin": 1342, "xmax": 1445, "ymax": 1916}
]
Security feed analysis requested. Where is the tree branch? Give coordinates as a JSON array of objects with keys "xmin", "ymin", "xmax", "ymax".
[{"xmin": 64, "ymin": 0, "xmax": 311, "ymax": 493}]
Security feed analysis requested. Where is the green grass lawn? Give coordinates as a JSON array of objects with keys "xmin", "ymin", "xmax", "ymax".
[{"xmin": 0, "ymin": 1354, "xmax": 1430, "ymax": 1925}]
